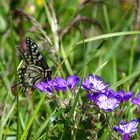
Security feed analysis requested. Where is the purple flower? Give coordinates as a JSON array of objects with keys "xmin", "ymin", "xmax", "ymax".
[
  {"xmin": 86, "ymin": 93, "xmax": 98, "ymax": 101},
  {"xmin": 82, "ymin": 74, "xmax": 109, "ymax": 93},
  {"xmin": 36, "ymin": 75, "xmax": 80, "ymax": 93},
  {"xmin": 131, "ymin": 94, "xmax": 140, "ymax": 106},
  {"xmin": 35, "ymin": 80, "xmax": 53, "ymax": 94},
  {"xmin": 105, "ymin": 88, "xmax": 117, "ymax": 97},
  {"xmin": 113, "ymin": 119, "xmax": 139, "ymax": 140},
  {"xmin": 53, "ymin": 77, "xmax": 67, "ymax": 91},
  {"xmin": 95, "ymin": 93, "xmax": 120, "ymax": 112},
  {"xmin": 116, "ymin": 90, "xmax": 133, "ymax": 103},
  {"xmin": 53, "ymin": 75, "xmax": 80, "ymax": 92},
  {"xmin": 87, "ymin": 90, "xmax": 120, "ymax": 112},
  {"xmin": 66, "ymin": 75, "xmax": 80, "ymax": 90}
]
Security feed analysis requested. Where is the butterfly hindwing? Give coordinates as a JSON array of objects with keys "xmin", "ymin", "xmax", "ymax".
[
  {"xmin": 18, "ymin": 65, "xmax": 45, "ymax": 88},
  {"xmin": 18, "ymin": 66, "xmax": 29, "ymax": 88}
]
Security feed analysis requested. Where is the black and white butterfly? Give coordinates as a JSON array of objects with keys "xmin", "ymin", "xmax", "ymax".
[{"xmin": 17, "ymin": 37, "xmax": 52, "ymax": 89}]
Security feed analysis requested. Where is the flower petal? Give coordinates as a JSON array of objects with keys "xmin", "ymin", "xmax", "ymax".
[
  {"xmin": 131, "ymin": 94, "xmax": 140, "ymax": 106},
  {"xmin": 35, "ymin": 80, "xmax": 53, "ymax": 94},
  {"xmin": 82, "ymin": 74, "xmax": 109, "ymax": 93},
  {"xmin": 95, "ymin": 93, "xmax": 120, "ymax": 112},
  {"xmin": 53, "ymin": 77, "xmax": 67, "ymax": 91},
  {"xmin": 66, "ymin": 75, "xmax": 79, "ymax": 90},
  {"xmin": 113, "ymin": 119, "xmax": 139, "ymax": 136},
  {"xmin": 116, "ymin": 90, "xmax": 133, "ymax": 102}
]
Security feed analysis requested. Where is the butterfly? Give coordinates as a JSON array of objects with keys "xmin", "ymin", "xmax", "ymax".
[{"xmin": 17, "ymin": 37, "xmax": 52, "ymax": 89}]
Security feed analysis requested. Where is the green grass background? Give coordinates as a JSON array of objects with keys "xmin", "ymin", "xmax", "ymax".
[{"xmin": 0, "ymin": 0, "xmax": 140, "ymax": 140}]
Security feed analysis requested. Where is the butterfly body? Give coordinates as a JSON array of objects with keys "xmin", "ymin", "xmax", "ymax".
[{"xmin": 17, "ymin": 37, "xmax": 52, "ymax": 89}]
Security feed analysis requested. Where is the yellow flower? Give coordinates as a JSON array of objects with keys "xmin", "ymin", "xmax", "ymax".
[{"xmin": 36, "ymin": 0, "xmax": 44, "ymax": 6}]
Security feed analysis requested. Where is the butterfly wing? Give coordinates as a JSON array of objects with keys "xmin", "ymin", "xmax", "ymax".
[
  {"xmin": 18, "ymin": 65, "xmax": 45, "ymax": 88},
  {"xmin": 26, "ymin": 37, "xmax": 50, "ymax": 69},
  {"xmin": 26, "ymin": 37, "xmax": 52, "ymax": 80},
  {"xmin": 17, "ymin": 37, "xmax": 52, "ymax": 89},
  {"xmin": 18, "ymin": 47, "xmax": 32, "ymax": 65}
]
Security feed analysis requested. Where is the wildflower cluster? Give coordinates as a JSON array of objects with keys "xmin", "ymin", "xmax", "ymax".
[
  {"xmin": 36, "ymin": 74, "xmax": 140, "ymax": 140},
  {"xmin": 82, "ymin": 74, "xmax": 134, "ymax": 112},
  {"xmin": 82, "ymin": 74, "xmax": 139, "ymax": 139},
  {"xmin": 36, "ymin": 75, "xmax": 80, "ymax": 94}
]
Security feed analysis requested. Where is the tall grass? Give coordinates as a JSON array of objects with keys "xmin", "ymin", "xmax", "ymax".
[{"xmin": 0, "ymin": 1, "xmax": 140, "ymax": 140}]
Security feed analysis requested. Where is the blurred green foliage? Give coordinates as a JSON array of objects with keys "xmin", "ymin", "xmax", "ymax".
[{"xmin": 0, "ymin": 0, "xmax": 140, "ymax": 140}]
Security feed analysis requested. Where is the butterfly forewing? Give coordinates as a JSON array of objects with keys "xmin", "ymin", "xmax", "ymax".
[
  {"xmin": 26, "ymin": 37, "xmax": 50, "ymax": 69},
  {"xmin": 18, "ymin": 47, "xmax": 32, "ymax": 65}
]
